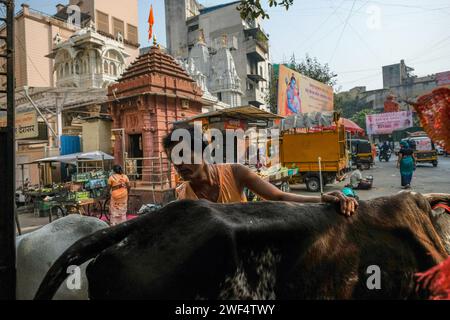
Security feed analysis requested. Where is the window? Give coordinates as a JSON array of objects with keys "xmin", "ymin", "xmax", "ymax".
[
  {"xmin": 96, "ymin": 10, "xmax": 109, "ymax": 34},
  {"xmin": 188, "ymin": 24, "xmax": 199, "ymax": 32},
  {"xmin": 113, "ymin": 17, "xmax": 124, "ymax": 39},
  {"xmin": 217, "ymin": 92, "xmax": 222, "ymax": 101},
  {"xmin": 110, "ymin": 63, "xmax": 117, "ymax": 76},
  {"xmin": 127, "ymin": 24, "xmax": 138, "ymax": 44},
  {"xmin": 75, "ymin": 61, "xmax": 80, "ymax": 75},
  {"xmin": 104, "ymin": 61, "xmax": 109, "ymax": 74}
]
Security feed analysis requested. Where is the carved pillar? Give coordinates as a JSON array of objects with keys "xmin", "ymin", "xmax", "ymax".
[
  {"xmin": 111, "ymin": 103, "xmax": 124, "ymax": 166},
  {"xmin": 138, "ymin": 98, "xmax": 154, "ymax": 185}
]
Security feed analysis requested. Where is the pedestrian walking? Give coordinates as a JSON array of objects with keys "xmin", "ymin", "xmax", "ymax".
[{"xmin": 397, "ymin": 141, "xmax": 416, "ymax": 189}]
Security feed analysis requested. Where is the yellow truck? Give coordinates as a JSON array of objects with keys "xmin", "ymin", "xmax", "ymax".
[{"xmin": 280, "ymin": 125, "xmax": 349, "ymax": 192}]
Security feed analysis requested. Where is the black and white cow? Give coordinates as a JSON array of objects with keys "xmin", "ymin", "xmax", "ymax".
[{"xmin": 35, "ymin": 192, "xmax": 450, "ymax": 300}]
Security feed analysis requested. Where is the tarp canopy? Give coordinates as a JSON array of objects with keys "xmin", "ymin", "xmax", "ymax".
[
  {"xmin": 33, "ymin": 151, "xmax": 114, "ymax": 165},
  {"xmin": 335, "ymin": 118, "xmax": 365, "ymax": 135},
  {"xmin": 179, "ymin": 105, "xmax": 284, "ymax": 123},
  {"xmin": 280, "ymin": 112, "xmax": 335, "ymax": 130}
]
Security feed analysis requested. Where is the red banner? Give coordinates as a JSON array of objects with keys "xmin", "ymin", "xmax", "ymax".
[{"xmin": 412, "ymin": 87, "xmax": 450, "ymax": 152}]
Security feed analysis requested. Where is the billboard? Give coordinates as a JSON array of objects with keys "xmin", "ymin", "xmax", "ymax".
[
  {"xmin": 436, "ymin": 71, "xmax": 450, "ymax": 86},
  {"xmin": 365, "ymin": 111, "xmax": 413, "ymax": 135},
  {"xmin": 277, "ymin": 64, "xmax": 334, "ymax": 116},
  {"xmin": 0, "ymin": 106, "xmax": 39, "ymax": 140}
]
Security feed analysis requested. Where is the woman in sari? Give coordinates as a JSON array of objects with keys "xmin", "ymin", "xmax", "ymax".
[
  {"xmin": 108, "ymin": 165, "xmax": 130, "ymax": 226},
  {"xmin": 397, "ymin": 141, "xmax": 416, "ymax": 189}
]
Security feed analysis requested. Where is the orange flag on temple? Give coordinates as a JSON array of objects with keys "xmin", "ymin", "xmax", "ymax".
[{"xmin": 148, "ymin": 4, "xmax": 155, "ymax": 41}]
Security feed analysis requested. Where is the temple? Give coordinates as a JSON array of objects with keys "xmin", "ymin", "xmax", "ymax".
[
  {"xmin": 178, "ymin": 33, "xmax": 243, "ymax": 111},
  {"xmin": 108, "ymin": 43, "xmax": 207, "ymax": 199}
]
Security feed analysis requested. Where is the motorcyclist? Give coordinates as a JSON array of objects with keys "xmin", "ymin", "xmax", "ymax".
[
  {"xmin": 379, "ymin": 141, "xmax": 391, "ymax": 160},
  {"xmin": 380, "ymin": 141, "xmax": 390, "ymax": 153}
]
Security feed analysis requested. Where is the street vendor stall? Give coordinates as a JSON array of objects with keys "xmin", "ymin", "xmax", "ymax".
[{"xmin": 25, "ymin": 151, "xmax": 114, "ymax": 222}]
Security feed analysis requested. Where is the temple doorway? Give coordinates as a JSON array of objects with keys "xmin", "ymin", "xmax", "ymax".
[{"xmin": 128, "ymin": 134, "xmax": 143, "ymax": 180}]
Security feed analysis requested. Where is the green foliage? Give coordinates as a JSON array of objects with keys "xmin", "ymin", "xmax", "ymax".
[
  {"xmin": 266, "ymin": 70, "xmax": 279, "ymax": 114},
  {"xmin": 334, "ymin": 93, "xmax": 363, "ymax": 119},
  {"xmin": 287, "ymin": 54, "xmax": 337, "ymax": 87},
  {"xmin": 350, "ymin": 109, "xmax": 377, "ymax": 131},
  {"xmin": 237, "ymin": 0, "xmax": 294, "ymax": 20}
]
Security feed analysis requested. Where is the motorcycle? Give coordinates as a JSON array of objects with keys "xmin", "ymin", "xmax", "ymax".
[{"xmin": 379, "ymin": 149, "xmax": 392, "ymax": 162}]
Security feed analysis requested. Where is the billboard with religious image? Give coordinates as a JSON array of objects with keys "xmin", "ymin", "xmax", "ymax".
[{"xmin": 277, "ymin": 64, "xmax": 334, "ymax": 116}]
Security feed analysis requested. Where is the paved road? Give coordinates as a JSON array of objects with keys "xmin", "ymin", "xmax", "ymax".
[{"xmin": 292, "ymin": 155, "xmax": 450, "ymax": 200}]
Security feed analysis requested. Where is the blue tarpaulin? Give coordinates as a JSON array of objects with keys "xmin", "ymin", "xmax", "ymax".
[{"xmin": 60, "ymin": 135, "xmax": 81, "ymax": 155}]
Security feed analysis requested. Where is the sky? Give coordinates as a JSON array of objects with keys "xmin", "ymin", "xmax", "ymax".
[{"xmin": 17, "ymin": 0, "xmax": 450, "ymax": 91}]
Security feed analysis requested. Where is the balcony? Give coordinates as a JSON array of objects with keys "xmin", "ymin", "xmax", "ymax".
[
  {"xmin": 246, "ymin": 39, "xmax": 267, "ymax": 63},
  {"xmin": 247, "ymin": 73, "xmax": 266, "ymax": 83},
  {"xmin": 246, "ymin": 89, "xmax": 266, "ymax": 108}
]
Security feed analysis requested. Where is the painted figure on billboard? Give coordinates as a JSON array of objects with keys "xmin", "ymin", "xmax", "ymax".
[
  {"xmin": 285, "ymin": 74, "xmax": 302, "ymax": 114},
  {"xmin": 277, "ymin": 65, "xmax": 334, "ymax": 116}
]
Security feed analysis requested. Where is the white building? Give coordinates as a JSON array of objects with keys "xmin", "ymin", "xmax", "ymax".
[
  {"xmin": 178, "ymin": 33, "xmax": 243, "ymax": 112},
  {"xmin": 51, "ymin": 22, "xmax": 129, "ymax": 88},
  {"xmin": 165, "ymin": 0, "xmax": 271, "ymax": 110}
]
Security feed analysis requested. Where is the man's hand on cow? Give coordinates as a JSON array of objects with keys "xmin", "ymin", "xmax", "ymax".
[{"xmin": 321, "ymin": 191, "xmax": 358, "ymax": 217}]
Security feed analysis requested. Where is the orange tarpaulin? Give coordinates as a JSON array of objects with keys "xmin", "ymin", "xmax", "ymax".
[{"xmin": 411, "ymin": 87, "xmax": 450, "ymax": 152}]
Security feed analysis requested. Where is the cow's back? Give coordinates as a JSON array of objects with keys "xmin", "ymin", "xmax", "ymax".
[{"xmin": 17, "ymin": 215, "xmax": 108, "ymax": 300}]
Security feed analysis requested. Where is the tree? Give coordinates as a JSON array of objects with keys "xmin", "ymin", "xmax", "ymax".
[
  {"xmin": 237, "ymin": 0, "xmax": 294, "ymax": 20},
  {"xmin": 266, "ymin": 54, "xmax": 337, "ymax": 114},
  {"xmin": 350, "ymin": 109, "xmax": 377, "ymax": 132},
  {"xmin": 334, "ymin": 92, "xmax": 365, "ymax": 119}
]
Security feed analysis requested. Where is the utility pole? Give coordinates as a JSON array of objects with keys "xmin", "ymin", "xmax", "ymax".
[{"xmin": 0, "ymin": 0, "xmax": 16, "ymax": 300}]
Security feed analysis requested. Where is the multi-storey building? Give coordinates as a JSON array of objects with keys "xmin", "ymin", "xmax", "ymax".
[
  {"xmin": 0, "ymin": 0, "xmax": 139, "ymax": 89},
  {"xmin": 165, "ymin": 0, "xmax": 271, "ymax": 110},
  {"xmin": 338, "ymin": 60, "xmax": 450, "ymax": 112}
]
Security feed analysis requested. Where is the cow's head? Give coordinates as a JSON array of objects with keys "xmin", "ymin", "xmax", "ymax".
[{"xmin": 423, "ymin": 193, "xmax": 450, "ymax": 255}]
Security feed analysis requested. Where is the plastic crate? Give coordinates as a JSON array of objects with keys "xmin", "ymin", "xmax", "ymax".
[
  {"xmin": 75, "ymin": 191, "xmax": 90, "ymax": 200},
  {"xmin": 37, "ymin": 201, "xmax": 56, "ymax": 211}
]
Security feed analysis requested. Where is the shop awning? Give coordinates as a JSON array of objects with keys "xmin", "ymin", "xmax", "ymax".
[
  {"xmin": 180, "ymin": 105, "xmax": 284, "ymax": 123},
  {"xmin": 33, "ymin": 151, "xmax": 114, "ymax": 165},
  {"xmin": 337, "ymin": 118, "xmax": 365, "ymax": 135}
]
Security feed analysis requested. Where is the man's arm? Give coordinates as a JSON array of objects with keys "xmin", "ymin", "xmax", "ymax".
[{"xmin": 232, "ymin": 164, "xmax": 357, "ymax": 216}]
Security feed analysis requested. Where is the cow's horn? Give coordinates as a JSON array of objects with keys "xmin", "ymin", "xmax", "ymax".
[{"xmin": 423, "ymin": 193, "xmax": 450, "ymax": 205}]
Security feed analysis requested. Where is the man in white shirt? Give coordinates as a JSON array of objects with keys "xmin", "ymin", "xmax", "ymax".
[{"xmin": 349, "ymin": 169, "xmax": 373, "ymax": 190}]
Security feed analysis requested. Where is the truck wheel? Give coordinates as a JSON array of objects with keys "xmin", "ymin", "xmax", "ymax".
[
  {"xmin": 432, "ymin": 161, "xmax": 438, "ymax": 167},
  {"xmin": 306, "ymin": 177, "xmax": 321, "ymax": 192}
]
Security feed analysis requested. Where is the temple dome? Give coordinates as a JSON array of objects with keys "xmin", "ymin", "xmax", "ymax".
[
  {"xmin": 108, "ymin": 45, "xmax": 204, "ymax": 102},
  {"xmin": 117, "ymin": 45, "xmax": 195, "ymax": 83}
]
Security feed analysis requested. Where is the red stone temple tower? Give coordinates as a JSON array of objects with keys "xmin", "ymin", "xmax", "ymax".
[{"xmin": 108, "ymin": 44, "xmax": 205, "ymax": 196}]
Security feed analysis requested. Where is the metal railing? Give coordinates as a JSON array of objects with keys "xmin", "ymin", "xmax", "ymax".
[{"xmin": 124, "ymin": 153, "xmax": 173, "ymax": 190}]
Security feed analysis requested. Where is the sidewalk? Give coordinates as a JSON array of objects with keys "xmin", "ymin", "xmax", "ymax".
[{"xmin": 16, "ymin": 212, "xmax": 48, "ymax": 235}]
